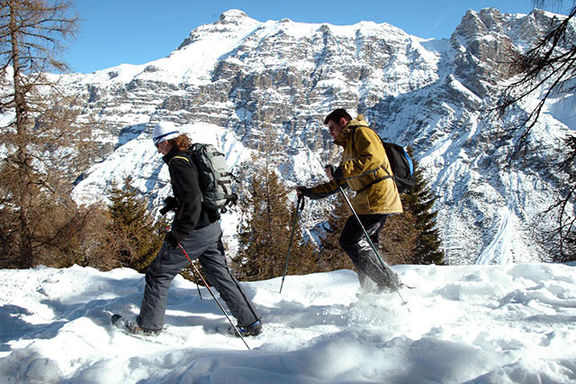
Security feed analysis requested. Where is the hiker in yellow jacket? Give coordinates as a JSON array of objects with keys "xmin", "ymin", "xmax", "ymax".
[{"xmin": 296, "ymin": 108, "xmax": 402, "ymax": 291}]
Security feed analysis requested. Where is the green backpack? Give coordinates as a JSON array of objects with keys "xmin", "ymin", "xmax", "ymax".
[{"xmin": 186, "ymin": 143, "xmax": 237, "ymax": 213}]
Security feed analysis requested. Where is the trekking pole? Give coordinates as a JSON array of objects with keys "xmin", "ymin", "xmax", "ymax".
[
  {"xmin": 190, "ymin": 260, "xmax": 204, "ymax": 300},
  {"xmin": 337, "ymin": 185, "xmax": 409, "ymax": 308},
  {"xmin": 177, "ymin": 243, "xmax": 251, "ymax": 350},
  {"xmin": 279, "ymin": 194, "xmax": 305, "ymax": 294}
]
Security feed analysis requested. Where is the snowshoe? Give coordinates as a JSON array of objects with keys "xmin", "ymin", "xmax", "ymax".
[
  {"xmin": 111, "ymin": 314, "xmax": 162, "ymax": 336},
  {"xmin": 229, "ymin": 320, "xmax": 263, "ymax": 337}
]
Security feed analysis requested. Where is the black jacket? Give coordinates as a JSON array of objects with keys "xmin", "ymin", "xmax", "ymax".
[{"xmin": 163, "ymin": 147, "xmax": 219, "ymax": 240}]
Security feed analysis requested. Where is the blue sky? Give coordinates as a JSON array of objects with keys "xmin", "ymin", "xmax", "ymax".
[{"xmin": 63, "ymin": 0, "xmax": 570, "ymax": 73}]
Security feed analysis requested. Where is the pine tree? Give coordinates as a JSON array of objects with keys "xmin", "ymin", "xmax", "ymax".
[
  {"xmin": 379, "ymin": 210, "xmax": 419, "ymax": 265},
  {"xmin": 234, "ymin": 131, "xmax": 318, "ymax": 281},
  {"xmin": 382, "ymin": 148, "xmax": 444, "ymax": 265},
  {"xmin": 236, "ymin": 159, "xmax": 319, "ymax": 281},
  {"xmin": 105, "ymin": 178, "xmax": 166, "ymax": 272}
]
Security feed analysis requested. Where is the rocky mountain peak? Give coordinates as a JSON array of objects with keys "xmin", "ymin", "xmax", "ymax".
[
  {"xmin": 219, "ymin": 9, "xmax": 252, "ymax": 23},
  {"xmin": 177, "ymin": 9, "xmax": 258, "ymax": 50},
  {"xmin": 453, "ymin": 8, "xmax": 506, "ymax": 40}
]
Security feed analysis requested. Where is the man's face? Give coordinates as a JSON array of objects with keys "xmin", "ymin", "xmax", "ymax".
[{"xmin": 327, "ymin": 118, "xmax": 346, "ymax": 140}]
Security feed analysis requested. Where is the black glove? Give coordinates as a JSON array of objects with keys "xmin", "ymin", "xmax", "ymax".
[
  {"xmin": 165, "ymin": 231, "xmax": 182, "ymax": 249},
  {"xmin": 296, "ymin": 186, "xmax": 313, "ymax": 198},
  {"xmin": 159, "ymin": 196, "xmax": 178, "ymax": 215},
  {"xmin": 331, "ymin": 165, "xmax": 344, "ymax": 181}
]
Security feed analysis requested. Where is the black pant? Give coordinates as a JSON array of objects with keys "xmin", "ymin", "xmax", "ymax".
[
  {"xmin": 138, "ymin": 221, "xmax": 260, "ymax": 330},
  {"xmin": 339, "ymin": 214, "xmax": 397, "ymax": 290}
]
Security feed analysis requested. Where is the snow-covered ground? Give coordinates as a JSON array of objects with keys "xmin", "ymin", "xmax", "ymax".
[{"xmin": 1, "ymin": 263, "xmax": 575, "ymax": 383}]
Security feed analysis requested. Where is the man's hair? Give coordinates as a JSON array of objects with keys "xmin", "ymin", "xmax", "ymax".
[
  {"xmin": 172, "ymin": 134, "xmax": 192, "ymax": 151},
  {"xmin": 324, "ymin": 108, "xmax": 352, "ymax": 125}
]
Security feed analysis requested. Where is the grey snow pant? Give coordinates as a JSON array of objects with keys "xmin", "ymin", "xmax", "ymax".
[
  {"xmin": 138, "ymin": 221, "xmax": 260, "ymax": 331},
  {"xmin": 339, "ymin": 214, "xmax": 399, "ymax": 290}
]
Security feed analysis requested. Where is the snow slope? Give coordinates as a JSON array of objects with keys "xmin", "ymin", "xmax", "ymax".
[{"xmin": 1, "ymin": 263, "xmax": 575, "ymax": 383}]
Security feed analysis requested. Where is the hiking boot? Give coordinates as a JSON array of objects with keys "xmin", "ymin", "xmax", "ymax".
[
  {"xmin": 230, "ymin": 320, "xmax": 263, "ymax": 337},
  {"xmin": 377, "ymin": 270, "xmax": 402, "ymax": 291},
  {"xmin": 123, "ymin": 319, "xmax": 162, "ymax": 335}
]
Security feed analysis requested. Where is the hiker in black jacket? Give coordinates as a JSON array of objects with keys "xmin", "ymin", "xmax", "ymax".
[{"xmin": 125, "ymin": 122, "xmax": 262, "ymax": 337}]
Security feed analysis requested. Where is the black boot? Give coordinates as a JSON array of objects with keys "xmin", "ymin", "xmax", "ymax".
[{"xmin": 230, "ymin": 320, "xmax": 263, "ymax": 337}]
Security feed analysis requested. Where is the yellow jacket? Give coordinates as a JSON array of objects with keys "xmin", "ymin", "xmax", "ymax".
[{"xmin": 307, "ymin": 115, "xmax": 403, "ymax": 215}]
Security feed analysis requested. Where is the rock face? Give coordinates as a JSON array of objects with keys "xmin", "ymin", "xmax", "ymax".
[{"xmin": 51, "ymin": 8, "xmax": 574, "ymax": 264}]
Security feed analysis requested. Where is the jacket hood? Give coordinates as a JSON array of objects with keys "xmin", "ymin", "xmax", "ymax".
[
  {"xmin": 347, "ymin": 114, "xmax": 370, "ymax": 130},
  {"xmin": 334, "ymin": 114, "xmax": 370, "ymax": 146}
]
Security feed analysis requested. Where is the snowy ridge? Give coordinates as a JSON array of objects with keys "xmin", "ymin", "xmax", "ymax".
[{"xmin": 0, "ymin": 264, "xmax": 575, "ymax": 383}]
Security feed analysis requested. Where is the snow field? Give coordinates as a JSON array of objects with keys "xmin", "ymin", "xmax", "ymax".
[{"xmin": 0, "ymin": 263, "xmax": 575, "ymax": 383}]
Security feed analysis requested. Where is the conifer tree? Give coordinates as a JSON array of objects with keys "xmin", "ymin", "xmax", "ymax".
[
  {"xmin": 105, "ymin": 178, "xmax": 166, "ymax": 272},
  {"xmin": 234, "ymin": 132, "xmax": 318, "ymax": 281},
  {"xmin": 378, "ymin": 210, "xmax": 418, "ymax": 265},
  {"xmin": 381, "ymin": 148, "xmax": 444, "ymax": 265}
]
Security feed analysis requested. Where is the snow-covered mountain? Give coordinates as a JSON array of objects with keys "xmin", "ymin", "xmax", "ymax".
[{"xmin": 55, "ymin": 8, "xmax": 574, "ymax": 264}]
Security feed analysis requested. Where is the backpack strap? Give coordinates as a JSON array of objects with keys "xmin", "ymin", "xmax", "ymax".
[
  {"xmin": 356, "ymin": 174, "xmax": 392, "ymax": 194},
  {"xmin": 168, "ymin": 155, "xmax": 191, "ymax": 166},
  {"xmin": 349, "ymin": 125, "xmax": 392, "ymax": 174}
]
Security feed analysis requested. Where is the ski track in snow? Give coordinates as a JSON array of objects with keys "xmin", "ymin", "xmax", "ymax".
[{"xmin": 0, "ymin": 264, "xmax": 575, "ymax": 383}]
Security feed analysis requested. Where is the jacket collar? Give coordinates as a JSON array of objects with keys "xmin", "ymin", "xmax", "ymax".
[
  {"xmin": 333, "ymin": 115, "xmax": 370, "ymax": 146},
  {"xmin": 162, "ymin": 146, "xmax": 180, "ymax": 164}
]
